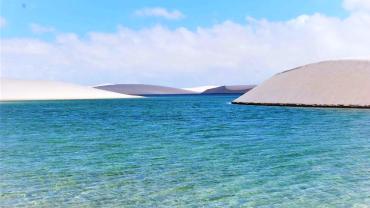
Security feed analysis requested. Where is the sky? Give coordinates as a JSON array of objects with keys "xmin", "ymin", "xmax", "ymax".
[{"xmin": 1, "ymin": 0, "xmax": 370, "ymax": 87}]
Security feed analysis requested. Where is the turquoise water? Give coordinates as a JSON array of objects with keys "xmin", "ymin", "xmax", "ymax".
[{"xmin": 1, "ymin": 95, "xmax": 370, "ymax": 207}]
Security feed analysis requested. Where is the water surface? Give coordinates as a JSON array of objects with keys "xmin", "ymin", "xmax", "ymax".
[{"xmin": 1, "ymin": 95, "xmax": 369, "ymax": 207}]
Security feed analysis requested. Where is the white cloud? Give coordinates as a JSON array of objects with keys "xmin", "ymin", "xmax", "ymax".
[
  {"xmin": 343, "ymin": 0, "xmax": 370, "ymax": 12},
  {"xmin": 1, "ymin": 3, "xmax": 370, "ymax": 87},
  {"xmin": 30, "ymin": 23, "xmax": 56, "ymax": 34},
  {"xmin": 135, "ymin": 7, "xmax": 184, "ymax": 20},
  {"xmin": 0, "ymin": 16, "xmax": 6, "ymax": 28}
]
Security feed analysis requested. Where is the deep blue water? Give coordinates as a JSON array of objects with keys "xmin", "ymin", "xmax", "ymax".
[{"xmin": 1, "ymin": 95, "xmax": 370, "ymax": 207}]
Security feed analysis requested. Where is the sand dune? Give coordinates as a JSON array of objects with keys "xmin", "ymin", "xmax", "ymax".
[
  {"xmin": 182, "ymin": 85, "xmax": 218, "ymax": 93},
  {"xmin": 95, "ymin": 84, "xmax": 195, "ymax": 95},
  {"xmin": 233, "ymin": 60, "xmax": 370, "ymax": 108},
  {"xmin": 202, "ymin": 85, "xmax": 255, "ymax": 94},
  {"xmin": 0, "ymin": 78, "xmax": 140, "ymax": 101}
]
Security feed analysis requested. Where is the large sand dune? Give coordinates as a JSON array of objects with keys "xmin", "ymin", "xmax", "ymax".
[
  {"xmin": 233, "ymin": 60, "xmax": 370, "ymax": 108},
  {"xmin": 0, "ymin": 78, "xmax": 140, "ymax": 101},
  {"xmin": 95, "ymin": 84, "xmax": 195, "ymax": 95}
]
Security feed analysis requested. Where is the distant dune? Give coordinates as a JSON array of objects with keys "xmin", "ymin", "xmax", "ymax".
[
  {"xmin": 0, "ymin": 78, "xmax": 140, "ymax": 101},
  {"xmin": 182, "ymin": 85, "xmax": 218, "ymax": 93},
  {"xmin": 202, "ymin": 85, "xmax": 255, "ymax": 94},
  {"xmin": 233, "ymin": 60, "xmax": 370, "ymax": 108},
  {"xmin": 95, "ymin": 84, "xmax": 195, "ymax": 95}
]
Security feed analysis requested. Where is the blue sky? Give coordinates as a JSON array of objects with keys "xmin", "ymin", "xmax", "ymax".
[
  {"xmin": 1, "ymin": 0, "xmax": 346, "ymax": 38},
  {"xmin": 1, "ymin": 0, "xmax": 370, "ymax": 87}
]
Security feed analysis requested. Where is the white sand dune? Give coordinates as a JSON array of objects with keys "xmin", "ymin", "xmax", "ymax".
[
  {"xmin": 233, "ymin": 60, "xmax": 370, "ymax": 108},
  {"xmin": 0, "ymin": 78, "xmax": 141, "ymax": 101},
  {"xmin": 182, "ymin": 85, "xmax": 218, "ymax": 93}
]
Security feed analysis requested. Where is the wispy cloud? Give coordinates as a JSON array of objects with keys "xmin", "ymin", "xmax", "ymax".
[
  {"xmin": 30, "ymin": 23, "xmax": 56, "ymax": 34},
  {"xmin": 0, "ymin": 16, "xmax": 6, "ymax": 28},
  {"xmin": 134, "ymin": 7, "xmax": 184, "ymax": 20}
]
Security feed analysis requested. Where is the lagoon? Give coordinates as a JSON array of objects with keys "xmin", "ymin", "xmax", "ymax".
[{"xmin": 1, "ymin": 95, "xmax": 369, "ymax": 207}]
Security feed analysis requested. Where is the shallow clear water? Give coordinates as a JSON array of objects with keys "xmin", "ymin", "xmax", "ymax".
[{"xmin": 1, "ymin": 95, "xmax": 370, "ymax": 207}]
